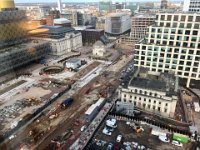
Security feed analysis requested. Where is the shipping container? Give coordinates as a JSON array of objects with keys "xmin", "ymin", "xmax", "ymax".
[{"xmin": 173, "ymin": 133, "xmax": 189, "ymax": 143}]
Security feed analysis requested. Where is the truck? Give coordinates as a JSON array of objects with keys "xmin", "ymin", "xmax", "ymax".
[{"xmin": 61, "ymin": 98, "xmax": 73, "ymax": 108}]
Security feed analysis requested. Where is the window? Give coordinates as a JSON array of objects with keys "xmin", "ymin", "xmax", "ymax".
[
  {"xmin": 143, "ymin": 104, "xmax": 146, "ymax": 108},
  {"xmin": 194, "ymin": 24, "xmax": 199, "ymax": 29},
  {"xmin": 149, "ymin": 99, "xmax": 151, "ymax": 103},
  {"xmin": 181, "ymin": 15, "xmax": 186, "ymax": 21},
  {"xmin": 161, "ymin": 15, "xmax": 165, "ymax": 20},
  {"xmin": 196, "ymin": 16, "xmax": 200, "ymax": 22},
  {"xmin": 124, "ymin": 94, "xmax": 126, "ymax": 97},
  {"xmin": 159, "ymin": 102, "xmax": 161, "ymax": 105},
  {"xmin": 164, "ymin": 108, "xmax": 167, "ymax": 113},
  {"xmin": 179, "ymin": 23, "xmax": 184, "ymax": 28},
  {"xmin": 167, "ymin": 15, "xmax": 172, "ymax": 21},
  {"xmin": 165, "ymin": 103, "xmax": 168, "ymax": 106},
  {"xmin": 139, "ymin": 97, "xmax": 141, "ymax": 100},
  {"xmin": 154, "ymin": 100, "xmax": 156, "ymax": 104},
  {"xmin": 153, "ymin": 106, "xmax": 155, "ymax": 110},
  {"xmin": 134, "ymin": 102, "xmax": 136, "ymax": 105},
  {"xmin": 188, "ymin": 16, "xmax": 193, "ymax": 22},
  {"xmin": 185, "ymin": 30, "xmax": 190, "ymax": 35},
  {"xmin": 144, "ymin": 98, "xmax": 146, "ymax": 102},
  {"xmin": 129, "ymin": 100, "xmax": 132, "ymax": 103},
  {"xmin": 193, "ymin": 31, "xmax": 198, "ymax": 35},
  {"xmin": 130, "ymin": 95, "xmax": 132, "ymax": 98},
  {"xmin": 158, "ymin": 107, "xmax": 161, "ymax": 111},
  {"xmin": 174, "ymin": 15, "xmax": 178, "ymax": 21},
  {"xmin": 139, "ymin": 90, "xmax": 142, "ymax": 94},
  {"xmin": 148, "ymin": 105, "xmax": 151, "ymax": 109}
]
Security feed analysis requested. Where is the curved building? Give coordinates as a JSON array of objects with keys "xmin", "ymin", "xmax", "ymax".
[{"xmin": 0, "ymin": 0, "xmax": 15, "ymax": 10}]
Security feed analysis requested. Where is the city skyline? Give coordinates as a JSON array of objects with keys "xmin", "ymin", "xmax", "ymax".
[{"xmin": 15, "ymin": 0, "xmax": 181, "ymax": 3}]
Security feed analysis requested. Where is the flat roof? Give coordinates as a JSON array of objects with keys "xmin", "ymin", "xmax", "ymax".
[
  {"xmin": 54, "ymin": 18, "xmax": 71, "ymax": 24},
  {"xmin": 130, "ymin": 77, "xmax": 166, "ymax": 92},
  {"xmin": 128, "ymin": 67, "xmax": 178, "ymax": 96},
  {"xmin": 66, "ymin": 58, "xmax": 80, "ymax": 63},
  {"xmin": 85, "ymin": 104, "xmax": 96, "ymax": 115}
]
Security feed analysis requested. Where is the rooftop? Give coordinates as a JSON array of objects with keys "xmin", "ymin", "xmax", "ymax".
[
  {"xmin": 66, "ymin": 58, "xmax": 80, "ymax": 63},
  {"xmin": 108, "ymin": 12, "xmax": 130, "ymax": 17},
  {"xmin": 128, "ymin": 67, "xmax": 178, "ymax": 96},
  {"xmin": 133, "ymin": 13, "xmax": 156, "ymax": 18},
  {"xmin": 54, "ymin": 18, "xmax": 71, "ymax": 24}
]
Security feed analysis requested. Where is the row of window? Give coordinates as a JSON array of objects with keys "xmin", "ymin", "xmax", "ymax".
[
  {"xmin": 123, "ymin": 95, "xmax": 168, "ymax": 106},
  {"xmin": 150, "ymin": 28, "xmax": 199, "ymax": 36},
  {"xmin": 121, "ymin": 99, "xmax": 168, "ymax": 113},
  {"xmin": 157, "ymin": 14, "xmax": 200, "ymax": 22}
]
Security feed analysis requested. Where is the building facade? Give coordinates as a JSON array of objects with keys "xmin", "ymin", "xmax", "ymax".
[
  {"xmin": 119, "ymin": 68, "xmax": 178, "ymax": 118},
  {"xmin": 161, "ymin": 0, "xmax": 168, "ymax": 9},
  {"xmin": 183, "ymin": 0, "xmax": 200, "ymax": 12},
  {"xmin": 134, "ymin": 13, "xmax": 200, "ymax": 87},
  {"xmin": 80, "ymin": 29, "xmax": 104, "ymax": 46},
  {"xmin": 121, "ymin": 14, "xmax": 155, "ymax": 46},
  {"xmin": 0, "ymin": 0, "xmax": 51, "ymax": 75},
  {"xmin": 105, "ymin": 13, "xmax": 131, "ymax": 36},
  {"xmin": 0, "ymin": 41, "xmax": 50, "ymax": 75},
  {"xmin": 61, "ymin": 11, "xmax": 78, "ymax": 26},
  {"xmin": 31, "ymin": 26, "xmax": 82, "ymax": 56},
  {"xmin": 93, "ymin": 40, "xmax": 106, "ymax": 57},
  {"xmin": 0, "ymin": 9, "xmax": 28, "ymax": 49}
]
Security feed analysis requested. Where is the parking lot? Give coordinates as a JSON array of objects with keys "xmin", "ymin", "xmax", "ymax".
[{"xmin": 86, "ymin": 116, "xmax": 193, "ymax": 150}]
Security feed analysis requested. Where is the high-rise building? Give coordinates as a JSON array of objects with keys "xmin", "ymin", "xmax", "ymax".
[
  {"xmin": 161, "ymin": 0, "xmax": 168, "ymax": 9},
  {"xmin": 0, "ymin": 0, "xmax": 15, "ymax": 11},
  {"xmin": 57, "ymin": 0, "xmax": 62, "ymax": 13},
  {"xmin": 134, "ymin": 13, "xmax": 200, "ymax": 87},
  {"xmin": 183, "ymin": 0, "xmax": 200, "ymax": 12},
  {"xmin": 0, "ymin": 0, "xmax": 27, "ymax": 49},
  {"xmin": 105, "ymin": 13, "xmax": 131, "ymax": 36},
  {"xmin": 121, "ymin": 14, "xmax": 156, "ymax": 46},
  {"xmin": 0, "ymin": 0, "xmax": 50, "ymax": 75},
  {"xmin": 61, "ymin": 11, "xmax": 78, "ymax": 26},
  {"xmin": 99, "ymin": 0, "xmax": 112, "ymax": 13}
]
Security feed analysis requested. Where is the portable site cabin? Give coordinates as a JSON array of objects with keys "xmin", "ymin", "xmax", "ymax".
[{"xmin": 173, "ymin": 133, "xmax": 189, "ymax": 143}]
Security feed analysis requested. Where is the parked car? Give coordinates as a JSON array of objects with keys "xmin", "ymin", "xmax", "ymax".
[
  {"xmin": 106, "ymin": 143, "xmax": 114, "ymax": 150},
  {"xmin": 80, "ymin": 125, "xmax": 87, "ymax": 132},
  {"xmin": 102, "ymin": 127, "xmax": 112, "ymax": 136},
  {"xmin": 171, "ymin": 140, "xmax": 183, "ymax": 147},
  {"xmin": 114, "ymin": 144, "xmax": 120, "ymax": 150},
  {"xmin": 116, "ymin": 135, "xmax": 122, "ymax": 142},
  {"xmin": 123, "ymin": 142, "xmax": 131, "ymax": 146},
  {"xmin": 159, "ymin": 135, "xmax": 170, "ymax": 143},
  {"xmin": 96, "ymin": 140, "xmax": 106, "ymax": 146}
]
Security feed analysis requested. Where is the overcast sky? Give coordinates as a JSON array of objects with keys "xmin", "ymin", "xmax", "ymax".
[{"xmin": 15, "ymin": 0, "xmax": 163, "ymax": 3}]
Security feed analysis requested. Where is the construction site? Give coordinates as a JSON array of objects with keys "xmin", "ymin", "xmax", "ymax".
[{"xmin": 0, "ymin": 46, "xmax": 133, "ymax": 150}]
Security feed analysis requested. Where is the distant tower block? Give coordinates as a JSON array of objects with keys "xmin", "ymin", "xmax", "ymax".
[
  {"xmin": 161, "ymin": 0, "xmax": 168, "ymax": 9},
  {"xmin": 0, "ymin": 0, "xmax": 15, "ymax": 11},
  {"xmin": 58, "ymin": 0, "xmax": 62, "ymax": 13}
]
